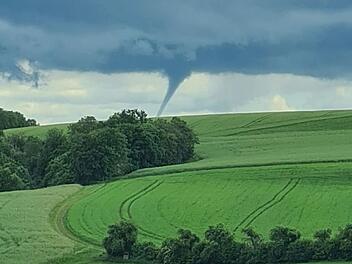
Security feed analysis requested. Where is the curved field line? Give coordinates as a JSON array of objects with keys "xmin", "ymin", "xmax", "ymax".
[
  {"xmin": 49, "ymin": 185, "xmax": 107, "ymax": 248},
  {"xmin": 129, "ymin": 158, "xmax": 352, "ymax": 180},
  {"xmin": 118, "ymin": 180, "xmax": 159, "ymax": 221},
  {"xmin": 234, "ymin": 179, "xmax": 294, "ymax": 232},
  {"xmin": 226, "ymin": 114, "xmax": 352, "ymax": 137},
  {"xmin": 127, "ymin": 181, "xmax": 166, "ymax": 240},
  {"xmin": 240, "ymin": 114, "xmax": 273, "ymax": 129},
  {"xmin": 244, "ymin": 178, "xmax": 301, "ymax": 228},
  {"xmin": 118, "ymin": 180, "xmax": 166, "ymax": 240},
  {"xmin": 119, "ymin": 180, "xmax": 166, "ymax": 240}
]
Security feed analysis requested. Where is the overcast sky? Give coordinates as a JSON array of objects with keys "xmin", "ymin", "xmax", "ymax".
[{"xmin": 1, "ymin": 1, "xmax": 352, "ymax": 124}]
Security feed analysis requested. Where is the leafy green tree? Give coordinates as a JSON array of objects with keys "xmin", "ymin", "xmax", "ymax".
[
  {"xmin": 70, "ymin": 127, "xmax": 129, "ymax": 184},
  {"xmin": 103, "ymin": 221, "xmax": 138, "ymax": 259},
  {"xmin": 68, "ymin": 116, "xmax": 101, "ymax": 134},
  {"xmin": 35, "ymin": 129, "xmax": 68, "ymax": 187},
  {"xmin": 242, "ymin": 227, "xmax": 263, "ymax": 250},
  {"xmin": 0, "ymin": 155, "xmax": 28, "ymax": 191},
  {"xmin": 335, "ymin": 224, "xmax": 352, "ymax": 260},
  {"xmin": 132, "ymin": 241, "xmax": 159, "ymax": 261},
  {"xmin": 270, "ymin": 226, "xmax": 301, "ymax": 246},
  {"xmin": 106, "ymin": 109, "xmax": 148, "ymax": 126},
  {"xmin": 314, "ymin": 229, "xmax": 332, "ymax": 242},
  {"xmin": 43, "ymin": 153, "xmax": 73, "ymax": 186},
  {"xmin": 193, "ymin": 224, "xmax": 240, "ymax": 264},
  {"xmin": 0, "ymin": 166, "xmax": 26, "ymax": 191},
  {"xmin": 0, "ymin": 108, "xmax": 37, "ymax": 129},
  {"xmin": 157, "ymin": 229, "xmax": 200, "ymax": 264}
]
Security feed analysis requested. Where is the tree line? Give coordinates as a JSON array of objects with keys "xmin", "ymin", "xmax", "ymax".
[
  {"xmin": 0, "ymin": 107, "xmax": 37, "ymax": 130},
  {"xmin": 103, "ymin": 221, "xmax": 352, "ymax": 264},
  {"xmin": 0, "ymin": 109, "xmax": 199, "ymax": 191}
]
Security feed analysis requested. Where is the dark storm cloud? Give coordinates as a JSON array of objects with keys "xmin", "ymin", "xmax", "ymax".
[{"xmin": 1, "ymin": 0, "xmax": 352, "ymax": 113}]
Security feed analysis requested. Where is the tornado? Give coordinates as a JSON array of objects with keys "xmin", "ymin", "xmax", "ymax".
[{"xmin": 157, "ymin": 69, "xmax": 191, "ymax": 116}]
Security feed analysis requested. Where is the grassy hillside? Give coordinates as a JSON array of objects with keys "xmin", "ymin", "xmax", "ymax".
[
  {"xmin": 66, "ymin": 110, "xmax": 352, "ymax": 243},
  {"xmin": 3, "ymin": 109, "xmax": 352, "ymax": 264},
  {"xmin": 4, "ymin": 123, "xmax": 69, "ymax": 138},
  {"xmin": 0, "ymin": 185, "xmax": 82, "ymax": 263}
]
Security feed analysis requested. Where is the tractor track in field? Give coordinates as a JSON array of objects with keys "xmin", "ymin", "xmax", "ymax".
[
  {"xmin": 0, "ymin": 196, "xmax": 20, "ymax": 253},
  {"xmin": 49, "ymin": 185, "xmax": 108, "ymax": 248},
  {"xmin": 226, "ymin": 114, "xmax": 352, "ymax": 137},
  {"xmin": 119, "ymin": 180, "xmax": 166, "ymax": 241},
  {"xmin": 240, "ymin": 113, "xmax": 273, "ymax": 129},
  {"xmin": 234, "ymin": 178, "xmax": 301, "ymax": 233}
]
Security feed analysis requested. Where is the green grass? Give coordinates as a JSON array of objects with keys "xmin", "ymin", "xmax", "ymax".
[
  {"xmin": 65, "ymin": 110, "xmax": 352, "ymax": 245},
  {"xmin": 4, "ymin": 109, "xmax": 352, "ymax": 263},
  {"xmin": 4, "ymin": 123, "xmax": 69, "ymax": 138},
  {"xmin": 0, "ymin": 185, "xmax": 82, "ymax": 264}
]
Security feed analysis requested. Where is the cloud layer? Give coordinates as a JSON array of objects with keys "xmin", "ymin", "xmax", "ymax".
[{"xmin": 1, "ymin": 1, "xmax": 352, "ymax": 116}]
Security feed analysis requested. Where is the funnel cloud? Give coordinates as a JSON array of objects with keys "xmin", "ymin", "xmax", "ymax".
[
  {"xmin": 158, "ymin": 69, "xmax": 191, "ymax": 116},
  {"xmin": 1, "ymin": 1, "xmax": 352, "ymax": 114}
]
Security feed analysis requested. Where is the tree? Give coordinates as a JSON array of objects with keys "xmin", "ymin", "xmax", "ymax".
[
  {"xmin": 335, "ymin": 224, "xmax": 352, "ymax": 260},
  {"xmin": 0, "ymin": 108, "xmax": 37, "ymax": 130},
  {"xmin": 35, "ymin": 129, "xmax": 68, "ymax": 187},
  {"xmin": 312, "ymin": 229, "xmax": 333, "ymax": 261},
  {"xmin": 196, "ymin": 224, "xmax": 239, "ymax": 264},
  {"xmin": 68, "ymin": 116, "xmax": 101, "ymax": 134},
  {"xmin": 43, "ymin": 153, "xmax": 73, "ymax": 186},
  {"xmin": 270, "ymin": 226, "xmax": 301, "ymax": 246},
  {"xmin": 103, "ymin": 221, "xmax": 138, "ymax": 259},
  {"xmin": 106, "ymin": 109, "xmax": 148, "ymax": 127},
  {"xmin": 0, "ymin": 155, "xmax": 28, "ymax": 191},
  {"xmin": 242, "ymin": 227, "xmax": 263, "ymax": 249},
  {"xmin": 0, "ymin": 166, "xmax": 26, "ymax": 191},
  {"xmin": 69, "ymin": 127, "xmax": 129, "ymax": 184},
  {"xmin": 314, "ymin": 229, "xmax": 332, "ymax": 242},
  {"xmin": 158, "ymin": 229, "xmax": 200, "ymax": 264}
]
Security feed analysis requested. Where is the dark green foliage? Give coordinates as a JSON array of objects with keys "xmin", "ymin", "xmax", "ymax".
[
  {"xmin": 270, "ymin": 226, "xmax": 301, "ymax": 246},
  {"xmin": 0, "ymin": 107, "xmax": 37, "ymax": 130},
  {"xmin": 69, "ymin": 127, "xmax": 129, "ymax": 184},
  {"xmin": 242, "ymin": 227, "xmax": 263, "ymax": 249},
  {"xmin": 103, "ymin": 222, "xmax": 352, "ymax": 264},
  {"xmin": 1, "ymin": 109, "xmax": 198, "ymax": 190},
  {"xmin": 106, "ymin": 109, "xmax": 148, "ymax": 126},
  {"xmin": 0, "ymin": 166, "xmax": 26, "ymax": 191},
  {"xmin": 157, "ymin": 229, "xmax": 200, "ymax": 264},
  {"xmin": 335, "ymin": 224, "xmax": 352, "ymax": 260},
  {"xmin": 68, "ymin": 116, "xmax": 102, "ymax": 134},
  {"xmin": 0, "ymin": 153, "xmax": 28, "ymax": 191},
  {"xmin": 132, "ymin": 242, "xmax": 159, "ymax": 261},
  {"xmin": 43, "ymin": 153, "xmax": 73, "ymax": 186},
  {"xmin": 103, "ymin": 221, "xmax": 138, "ymax": 259}
]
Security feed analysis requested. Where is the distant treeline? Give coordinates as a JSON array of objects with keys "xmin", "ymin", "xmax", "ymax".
[
  {"xmin": 0, "ymin": 108, "xmax": 37, "ymax": 130},
  {"xmin": 0, "ymin": 109, "xmax": 199, "ymax": 191},
  {"xmin": 103, "ymin": 221, "xmax": 352, "ymax": 264}
]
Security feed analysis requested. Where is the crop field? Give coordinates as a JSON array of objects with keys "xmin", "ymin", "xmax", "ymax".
[
  {"xmin": 0, "ymin": 185, "xmax": 81, "ymax": 264},
  {"xmin": 4, "ymin": 123, "xmax": 69, "ymax": 138},
  {"xmin": 3, "ymin": 109, "xmax": 352, "ymax": 263},
  {"xmin": 66, "ymin": 110, "xmax": 352, "ymax": 249}
]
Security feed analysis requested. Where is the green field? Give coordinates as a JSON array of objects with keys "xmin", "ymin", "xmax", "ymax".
[
  {"xmin": 66, "ymin": 110, "xmax": 352, "ymax": 255},
  {"xmin": 2, "ymin": 110, "xmax": 352, "ymax": 263},
  {"xmin": 4, "ymin": 123, "xmax": 69, "ymax": 138},
  {"xmin": 0, "ymin": 185, "xmax": 81, "ymax": 263}
]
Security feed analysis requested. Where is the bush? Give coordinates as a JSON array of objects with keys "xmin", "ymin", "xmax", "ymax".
[
  {"xmin": 0, "ymin": 158, "xmax": 28, "ymax": 191},
  {"xmin": 103, "ymin": 221, "xmax": 138, "ymax": 259},
  {"xmin": 1, "ymin": 109, "xmax": 199, "ymax": 191},
  {"xmin": 102, "ymin": 222, "xmax": 352, "ymax": 264}
]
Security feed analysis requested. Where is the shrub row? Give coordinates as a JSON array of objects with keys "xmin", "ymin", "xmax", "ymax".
[
  {"xmin": 104, "ymin": 221, "xmax": 352, "ymax": 264},
  {"xmin": 0, "ymin": 109, "xmax": 199, "ymax": 191}
]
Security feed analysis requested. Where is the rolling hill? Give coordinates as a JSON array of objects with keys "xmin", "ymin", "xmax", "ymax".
[{"xmin": 2, "ymin": 110, "xmax": 352, "ymax": 263}]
